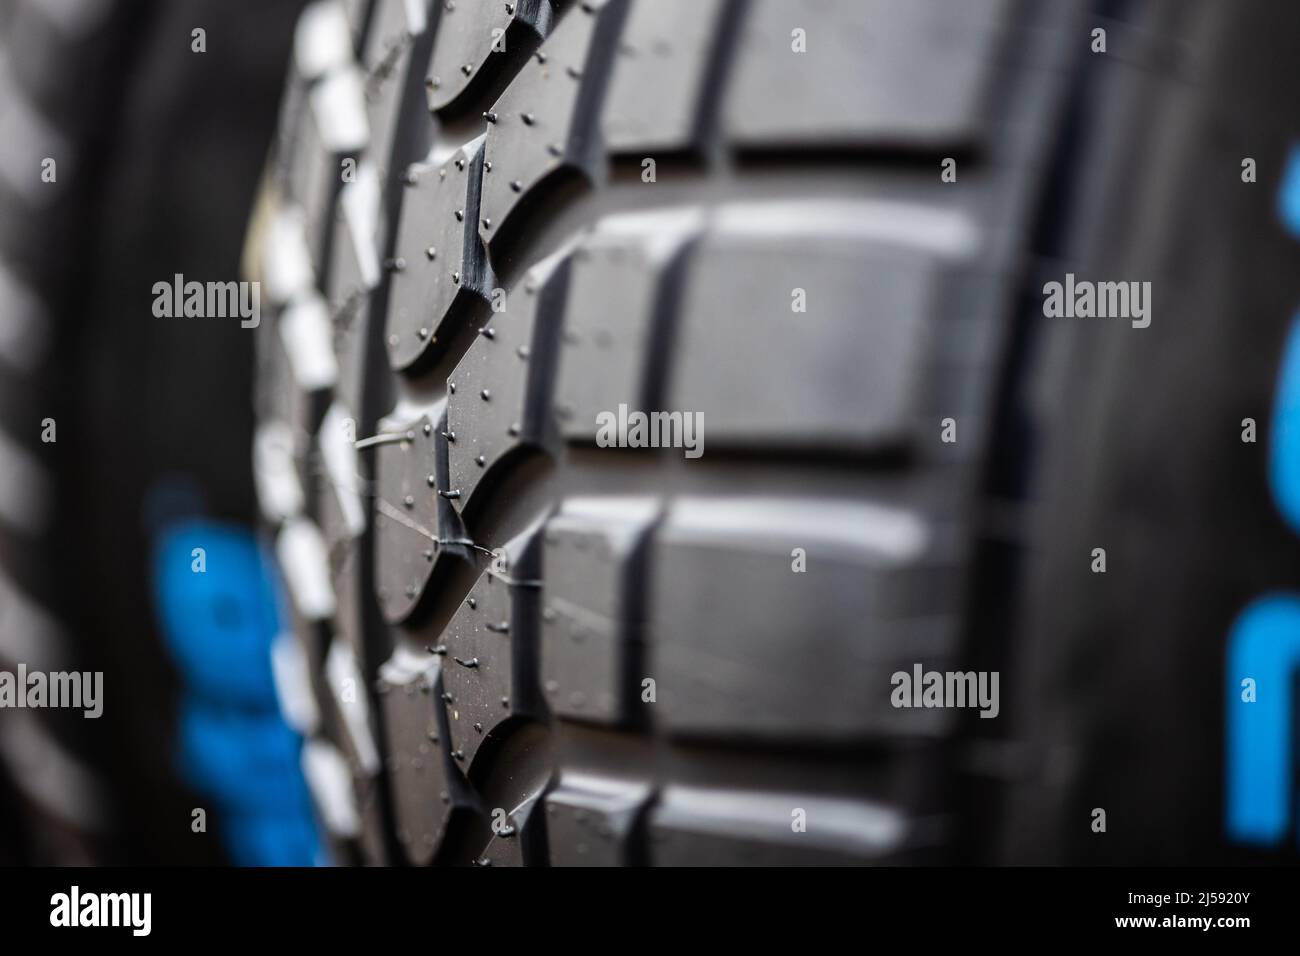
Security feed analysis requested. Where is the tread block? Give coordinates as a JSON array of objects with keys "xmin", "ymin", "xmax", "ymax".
[
  {"xmin": 254, "ymin": 420, "xmax": 306, "ymax": 524},
  {"xmin": 440, "ymin": 526, "xmax": 542, "ymax": 772},
  {"xmin": 647, "ymin": 497, "xmax": 957, "ymax": 741},
  {"xmin": 317, "ymin": 463, "xmax": 366, "ymax": 661},
  {"xmin": 326, "ymin": 186, "xmax": 378, "ymax": 413},
  {"xmin": 286, "ymin": 106, "xmax": 339, "ymax": 268},
  {"xmin": 278, "ymin": 291, "xmax": 339, "ymax": 393},
  {"xmin": 553, "ymin": 209, "xmax": 703, "ymax": 441},
  {"xmin": 385, "ymin": 136, "xmax": 492, "ymax": 371},
  {"xmin": 724, "ymin": 0, "xmax": 1008, "ymax": 150},
  {"xmin": 477, "ymin": 0, "xmax": 627, "ymax": 250},
  {"xmin": 378, "ymin": 644, "xmax": 477, "ymax": 864},
  {"xmin": 540, "ymin": 496, "xmax": 659, "ymax": 725},
  {"xmin": 301, "ymin": 738, "xmax": 362, "ymax": 839},
  {"xmin": 338, "ymin": 159, "xmax": 385, "ymax": 297},
  {"xmin": 446, "ymin": 246, "xmax": 572, "ymax": 515},
  {"xmin": 312, "ymin": 64, "xmax": 371, "ymax": 153},
  {"xmin": 277, "ymin": 517, "xmax": 337, "ymax": 622},
  {"xmin": 373, "ymin": 404, "xmax": 471, "ymax": 623},
  {"xmin": 425, "ymin": 0, "xmax": 553, "ymax": 113},
  {"xmin": 666, "ymin": 201, "xmax": 978, "ymax": 452},
  {"xmin": 323, "ymin": 639, "xmax": 382, "ymax": 776},
  {"xmin": 330, "ymin": 159, "xmax": 385, "ymax": 410},
  {"xmin": 476, "ymin": 791, "xmax": 546, "ymax": 866},
  {"xmin": 0, "ymin": 260, "xmax": 48, "ymax": 374},
  {"xmin": 342, "ymin": 0, "xmax": 370, "ymax": 45},
  {"xmin": 544, "ymin": 773, "xmax": 651, "ymax": 866},
  {"xmin": 648, "ymin": 786, "xmax": 909, "ymax": 865},
  {"xmin": 256, "ymin": 319, "xmax": 315, "ymax": 443},
  {"xmin": 261, "ymin": 204, "xmax": 317, "ymax": 307},
  {"xmin": 254, "ymin": 282, "xmax": 321, "ymax": 494},
  {"xmin": 363, "ymin": 0, "xmax": 428, "ymax": 71},
  {"xmin": 363, "ymin": 0, "xmax": 431, "ymax": 178},
  {"xmin": 600, "ymin": 0, "xmax": 728, "ymax": 154},
  {"xmin": 330, "ymin": 283, "xmax": 371, "ymax": 418},
  {"xmin": 319, "ymin": 401, "xmax": 369, "ymax": 540},
  {"xmin": 273, "ymin": 71, "xmax": 311, "ymax": 187},
  {"xmin": 355, "ymin": 776, "xmax": 393, "ymax": 865},
  {"xmin": 295, "ymin": 1, "xmax": 355, "ymax": 82},
  {"xmin": 364, "ymin": 61, "xmax": 409, "ymax": 189}
]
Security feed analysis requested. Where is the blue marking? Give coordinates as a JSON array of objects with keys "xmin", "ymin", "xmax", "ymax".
[
  {"xmin": 220, "ymin": 813, "xmax": 325, "ymax": 868},
  {"xmin": 153, "ymin": 522, "xmax": 282, "ymax": 707},
  {"xmin": 152, "ymin": 519, "xmax": 321, "ymax": 866},
  {"xmin": 177, "ymin": 702, "xmax": 312, "ymax": 816},
  {"xmin": 1279, "ymin": 147, "xmax": 1300, "ymax": 240},
  {"xmin": 1271, "ymin": 316, "xmax": 1300, "ymax": 536},
  {"xmin": 1225, "ymin": 596, "xmax": 1300, "ymax": 845},
  {"xmin": 1224, "ymin": 170, "xmax": 1300, "ymax": 848}
]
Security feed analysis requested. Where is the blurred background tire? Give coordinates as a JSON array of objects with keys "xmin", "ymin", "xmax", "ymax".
[{"xmin": 0, "ymin": 0, "xmax": 304, "ymax": 864}]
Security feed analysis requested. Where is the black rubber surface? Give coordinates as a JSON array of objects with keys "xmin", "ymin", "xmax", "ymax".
[{"xmin": 253, "ymin": 0, "xmax": 1300, "ymax": 865}]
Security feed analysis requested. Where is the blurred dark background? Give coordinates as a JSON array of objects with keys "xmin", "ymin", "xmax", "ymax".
[{"xmin": 0, "ymin": 0, "xmax": 304, "ymax": 864}]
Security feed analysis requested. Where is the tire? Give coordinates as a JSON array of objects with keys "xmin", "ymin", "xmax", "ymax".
[
  {"xmin": 987, "ymin": 0, "xmax": 1300, "ymax": 864},
  {"xmin": 0, "ymin": 0, "xmax": 131, "ymax": 865},
  {"xmin": 249, "ymin": 0, "xmax": 1300, "ymax": 865}
]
